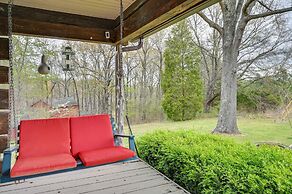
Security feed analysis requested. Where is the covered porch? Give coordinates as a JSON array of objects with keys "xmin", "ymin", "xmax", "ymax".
[
  {"xmin": 0, "ymin": 160, "xmax": 189, "ymax": 194},
  {"xmin": 0, "ymin": 0, "xmax": 218, "ymax": 193}
]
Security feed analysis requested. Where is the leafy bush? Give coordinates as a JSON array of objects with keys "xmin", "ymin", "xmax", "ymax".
[
  {"xmin": 137, "ymin": 131, "xmax": 292, "ymax": 194},
  {"xmin": 237, "ymin": 69, "xmax": 292, "ymax": 112}
]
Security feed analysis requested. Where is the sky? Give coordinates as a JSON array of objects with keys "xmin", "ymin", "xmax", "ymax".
[{"xmin": 281, "ymin": 0, "xmax": 292, "ymax": 28}]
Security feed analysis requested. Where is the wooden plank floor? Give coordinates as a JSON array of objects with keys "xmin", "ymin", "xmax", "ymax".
[{"xmin": 0, "ymin": 159, "xmax": 189, "ymax": 194}]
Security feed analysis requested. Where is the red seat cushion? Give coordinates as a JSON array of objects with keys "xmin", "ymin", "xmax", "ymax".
[
  {"xmin": 19, "ymin": 117, "xmax": 71, "ymax": 158},
  {"xmin": 70, "ymin": 114, "xmax": 115, "ymax": 157},
  {"xmin": 12, "ymin": 118, "xmax": 75, "ymax": 177},
  {"xmin": 79, "ymin": 146, "xmax": 136, "ymax": 167},
  {"xmin": 11, "ymin": 154, "xmax": 76, "ymax": 177}
]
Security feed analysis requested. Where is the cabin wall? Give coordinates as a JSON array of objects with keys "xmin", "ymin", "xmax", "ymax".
[{"xmin": 0, "ymin": 22, "xmax": 9, "ymax": 172}]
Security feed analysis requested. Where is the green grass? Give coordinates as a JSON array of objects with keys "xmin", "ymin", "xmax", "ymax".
[{"xmin": 130, "ymin": 117, "xmax": 292, "ymax": 145}]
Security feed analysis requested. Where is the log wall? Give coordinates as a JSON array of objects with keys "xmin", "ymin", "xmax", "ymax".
[{"xmin": 0, "ymin": 34, "xmax": 9, "ymax": 172}]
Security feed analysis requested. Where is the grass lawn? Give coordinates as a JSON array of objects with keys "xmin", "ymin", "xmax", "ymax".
[{"xmin": 130, "ymin": 117, "xmax": 292, "ymax": 145}]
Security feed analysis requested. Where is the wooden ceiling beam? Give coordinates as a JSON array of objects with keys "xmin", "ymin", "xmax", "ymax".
[
  {"xmin": 0, "ymin": 0, "xmax": 218, "ymax": 44},
  {"xmin": 0, "ymin": 3, "xmax": 116, "ymax": 44},
  {"xmin": 114, "ymin": 0, "xmax": 148, "ymax": 26},
  {"xmin": 115, "ymin": 0, "xmax": 219, "ymax": 43}
]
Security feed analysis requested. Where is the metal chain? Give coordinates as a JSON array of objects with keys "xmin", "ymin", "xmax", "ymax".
[
  {"xmin": 8, "ymin": 0, "xmax": 17, "ymax": 141},
  {"xmin": 115, "ymin": 0, "xmax": 124, "ymax": 143}
]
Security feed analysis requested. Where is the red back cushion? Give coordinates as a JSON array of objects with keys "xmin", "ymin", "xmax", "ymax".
[
  {"xmin": 70, "ymin": 114, "xmax": 114, "ymax": 157},
  {"xmin": 18, "ymin": 118, "xmax": 71, "ymax": 159}
]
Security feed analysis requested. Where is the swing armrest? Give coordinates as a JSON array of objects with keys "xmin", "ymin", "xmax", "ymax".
[
  {"xmin": 114, "ymin": 134, "xmax": 136, "ymax": 152},
  {"xmin": 2, "ymin": 146, "xmax": 18, "ymax": 177},
  {"xmin": 4, "ymin": 146, "xmax": 18, "ymax": 153},
  {"xmin": 114, "ymin": 134, "xmax": 134, "ymax": 138}
]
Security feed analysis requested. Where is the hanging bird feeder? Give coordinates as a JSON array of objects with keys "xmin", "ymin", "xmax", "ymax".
[
  {"xmin": 62, "ymin": 46, "xmax": 75, "ymax": 72},
  {"xmin": 38, "ymin": 54, "xmax": 51, "ymax": 75}
]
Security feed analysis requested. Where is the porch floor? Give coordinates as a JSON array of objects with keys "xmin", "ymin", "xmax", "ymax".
[{"xmin": 0, "ymin": 159, "xmax": 189, "ymax": 194}]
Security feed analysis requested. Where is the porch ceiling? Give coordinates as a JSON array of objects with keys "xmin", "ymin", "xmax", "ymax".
[
  {"xmin": 0, "ymin": 0, "xmax": 136, "ymax": 20},
  {"xmin": 0, "ymin": 0, "xmax": 219, "ymax": 44}
]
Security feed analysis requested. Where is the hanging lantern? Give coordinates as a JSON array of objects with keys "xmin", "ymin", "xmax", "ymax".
[
  {"xmin": 62, "ymin": 46, "xmax": 75, "ymax": 72},
  {"xmin": 38, "ymin": 55, "xmax": 50, "ymax": 75}
]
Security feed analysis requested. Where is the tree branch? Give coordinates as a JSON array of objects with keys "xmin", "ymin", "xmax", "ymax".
[
  {"xmin": 234, "ymin": 0, "xmax": 245, "ymax": 23},
  {"xmin": 197, "ymin": 12, "xmax": 223, "ymax": 35},
  {"xmin": 237, "ymin": 39, "xmax": 283, "ymax": 78},
  {"xmin": 219, "ymin": 1, "xmax": 224, "ymax": 12},
  {"xmin": 256, "ymin": 0, "xmax": 272, "ymax": 12},
  {"xmin": 243, "ymin": 0, "xmax": 256, "ymax": 16},
  {"xmin": 247, "ymin": 7, "xmax": 292, "ymax": 21}
]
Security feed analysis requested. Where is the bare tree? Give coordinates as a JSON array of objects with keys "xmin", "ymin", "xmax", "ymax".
[
  {"xmin": 151, "ymin": 31, "xmax": 166, "ymax": 100},
  {"xmin": 197, "ymin": 0, "xmax": 292, "ymax": 134},
  {"xmin": 72, "ymin": 43, "xmax": 116, "ymax": 114},
  {"xmin": 137, "ymin": 38, "xmax": 153, "ymax": 121},
  {"xmin": 190, "ymin": 9, "xmax": 222, "ymax": 113},
  {"xmin": 124, "ymin": 52, "xmax": 139, "ymax": 115}
]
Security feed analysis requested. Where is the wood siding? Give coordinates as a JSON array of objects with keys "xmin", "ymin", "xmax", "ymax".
[
  {"xmin": 0, "ymin": 66, "xmax": 8, "ymax": 84},
  {"xmin": 0, "ymin": 89, "xmax": 8, "ymax": 109},
  {"xmin": 0, "ymin": 111, "xmax": 8, "ymax": 135},
  {"xmin": 0, "ymin": 134, "xmax": 7, "ymax": 153},
  {"xmin": 0, "ymin": 15, "xmax": 9, "ymax": 173},
  {"xmin": 0, "ymin": 38, "xmax": 9, "ymax": 60}
]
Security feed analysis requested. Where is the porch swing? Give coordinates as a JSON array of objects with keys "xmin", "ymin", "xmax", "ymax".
[{"xmin": 1, "ymin": 0, "xmax": 139, "ymax": 182}]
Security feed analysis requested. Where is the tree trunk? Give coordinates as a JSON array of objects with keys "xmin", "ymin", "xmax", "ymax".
[
  {"xmin": 139, "ymin": 61, "xmax": 147, "ymax": 121},
  {"xmin": 71, "ymin": 73, "xmax": 80, "ymax": 116},
  {"xmin": 103, "ymin": 82, "xmax": 110, "ymax": 114},
  {"xmin": 115, "ymin": 45, "xmax": 124, "ymax": 145},
  {"xmin": 213, "ymin": 0, "xmax": 241, "ymax": 134},
  {"xmin": 204, "ymin": 82, "xmax": 216, "ymax": 113},
  {"xmin": 213, "ymin": 54, "xmax": 239, "ymax": 134}
]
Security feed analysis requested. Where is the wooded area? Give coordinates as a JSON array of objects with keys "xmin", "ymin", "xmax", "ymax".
[{"xmin": 3, "ymin": 0, "xmax": 292, "ymax": 129}]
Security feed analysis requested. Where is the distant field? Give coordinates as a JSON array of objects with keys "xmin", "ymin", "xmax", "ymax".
[{"xmin": 130, "ymin": 117, "xmax": 292, "ymax": 145}]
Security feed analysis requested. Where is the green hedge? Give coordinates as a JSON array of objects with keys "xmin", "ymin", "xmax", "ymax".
[{"xmin": 137, "ymin": 131, "xmax": 292, "ymax": 194}]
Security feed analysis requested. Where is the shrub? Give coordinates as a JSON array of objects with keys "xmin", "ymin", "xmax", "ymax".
[{"xmin": 137, "ymin": 131, "xmax": 292, "ymax": 194}]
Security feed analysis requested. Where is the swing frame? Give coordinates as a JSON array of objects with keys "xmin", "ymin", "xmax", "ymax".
[{"xmin": 0, "ymin": 117, "xmax": 138, "ymax": 183}]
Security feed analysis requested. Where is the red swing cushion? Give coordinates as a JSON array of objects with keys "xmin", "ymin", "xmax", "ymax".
[
  {"xmin": 79, "ymin": 146, "xmax": 136, "ymax": 167},
  {"xmin": 11, "ymin": 154, "xmax": 76, "ymax": 177},
  {"xmin": 70, "ymin": 114, "xmax": 135, "ymax": 166},
  {"xmin": 70, "ymin": 114, "xmax": 115, "ymax": 157},
  {"xmin": 11, "ymin": 118, "xmax": 76, "ymax": 177},
  {"xmin": 18, "ymin": 118, "xmax": 72, "ymax": 158}
]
